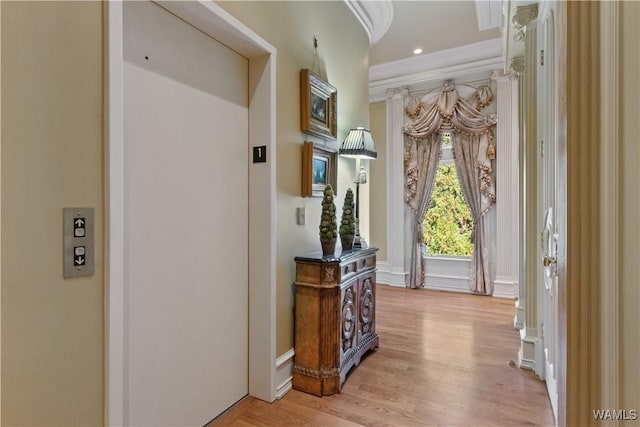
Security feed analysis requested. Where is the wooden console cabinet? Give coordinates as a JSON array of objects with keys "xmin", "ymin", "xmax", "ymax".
[{"xmin": 293, "ymin": 247, "xmax": 379, "ymax": 396}]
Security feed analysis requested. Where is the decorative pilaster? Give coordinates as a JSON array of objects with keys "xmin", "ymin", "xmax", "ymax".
[
  {"xmin": 506, "ymin": 58, "xmax": 525, "ymax": 330},
  {"xmin": 492, "ymin": 72, "xmax": 520, "ymax": 300},
  {"xmin": 516, "ymin": 4, "xmax": 543, "ymax": 376},
  {"xmin": 386, "ymin": 87, "xmax": 409, "ymax": 287},
  {"xmin": 514, "ymin": 58, "xmax": 526, "ymax": 330}
]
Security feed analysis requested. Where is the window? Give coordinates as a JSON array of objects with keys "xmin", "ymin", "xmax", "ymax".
[{"xmin": 423, "ymin": 132, "xmax": 474, "ymax": 256}]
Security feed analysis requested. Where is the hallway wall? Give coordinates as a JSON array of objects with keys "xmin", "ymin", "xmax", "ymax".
[
  {"xmin": 369, "ymin": 101, "xmax": 387, "ymax": 261},
  {"xmin": 217, "ymin": 1, "xmax": 370, "ymax": 356},
  {"xmin": 0, "ymin": 2, "xmax": 369, "ymax": 421},
  {"xmin": 1, "ymin": 2, "xmax": 104, "ymax": 425}
]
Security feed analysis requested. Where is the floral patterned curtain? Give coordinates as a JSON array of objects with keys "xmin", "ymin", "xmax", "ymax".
[{"xmin": 403, "ymin": 80, "xmax": 496, "ymax": 294}]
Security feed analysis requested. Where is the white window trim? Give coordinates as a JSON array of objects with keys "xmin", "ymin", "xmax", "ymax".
[{"xmin": 421, "ymin": 133, "xmax": 473, "ymax": 293}]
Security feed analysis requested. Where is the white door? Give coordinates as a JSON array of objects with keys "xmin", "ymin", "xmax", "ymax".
[
  {"xmin": 538, "ymin": 11, "xmax": 562, "ymax": 424},
  {"xmin": 123, "ymin": 2, "xmax": 249, "ymax": 425}
]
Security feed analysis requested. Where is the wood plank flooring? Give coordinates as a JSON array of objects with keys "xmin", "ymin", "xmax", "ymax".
[{"xmin": 211, "ymin": 286, "xmax": 555, "ymax": 426}]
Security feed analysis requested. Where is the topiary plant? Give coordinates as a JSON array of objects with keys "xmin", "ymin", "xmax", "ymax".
[
  {"xmin": 319, "ymin": 184, "xmax": 337, "ymax": 243},
  {"xmin": 339, "ymin": 188, "xmax": 356, "ymax": 251}
]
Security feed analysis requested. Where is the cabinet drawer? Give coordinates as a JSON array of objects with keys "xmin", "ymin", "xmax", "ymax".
[
  {"xmin": 357, "ymin": 253, "xmax": 376, "ymax": 272},
  {"xmin": 341, "ymin": 260, "xmax": 358, "ymax": 282}
]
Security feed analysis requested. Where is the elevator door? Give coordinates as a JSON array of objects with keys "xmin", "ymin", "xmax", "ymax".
[{"xmin": 124, "ymin": 2, "xmax": 249, "ymax": 424}]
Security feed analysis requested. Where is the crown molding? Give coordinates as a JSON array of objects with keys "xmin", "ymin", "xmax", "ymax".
[
  {"xmin": 344, "ymin": 0, "xmax": 393, "ymax": 45},
  {"xmin": 369, "ymin": 38, "xmax": 503, "ymax": 101}
]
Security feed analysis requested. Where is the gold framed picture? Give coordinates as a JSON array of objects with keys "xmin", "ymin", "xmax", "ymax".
[
  {"xmin": 302, "ymin": 141, "xmax": 337, "ymax": 197},
  {"xmin": 300, "ymin": 69, "xmax": 337, "ymax": 141}
]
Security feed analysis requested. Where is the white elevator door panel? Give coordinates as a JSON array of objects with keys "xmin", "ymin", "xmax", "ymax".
[{"xmin": 123, "ymin": 2, "xmax": 248, "ymax": 425}]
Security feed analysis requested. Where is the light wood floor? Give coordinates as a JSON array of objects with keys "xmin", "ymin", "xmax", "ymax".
[{"xmin": 212, "ymin": 286, "xmax": 555, "ymax": 426}]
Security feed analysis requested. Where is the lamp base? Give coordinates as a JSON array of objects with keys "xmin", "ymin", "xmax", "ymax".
[
  {"xmin": 353, "ymin": 236, "xmax": 368, "ymax": 250},
  {"xmin": 353, "ymin": 235, "xmax": 362, "ymax": 250},
  {"xmin": 352, "ymin": 219, "xmax": 368, "ymax": 250}
]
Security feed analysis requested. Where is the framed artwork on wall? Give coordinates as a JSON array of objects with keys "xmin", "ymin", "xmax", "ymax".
[
  {"xmin": 300, "ymin": 69, "xmax": 337, "ymax": 141},
  {"xmin": 302, "ymin": 141, "xmax": 337, "ymax": 197}
]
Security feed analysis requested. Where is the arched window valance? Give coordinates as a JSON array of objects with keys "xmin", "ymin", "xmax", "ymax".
[{"xmin": 403, "ymin": 79, "xmax": 497, "ymax": 294}]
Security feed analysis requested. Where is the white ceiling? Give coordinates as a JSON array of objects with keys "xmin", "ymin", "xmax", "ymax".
[{"xmin": 369, "ymin": 1, "xmax": 502, "ymax": 67}]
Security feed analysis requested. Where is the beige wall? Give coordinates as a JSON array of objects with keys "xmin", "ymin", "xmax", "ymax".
[
  {"xmin": 620, "ymin": 0, "xmax": 640, "ymax": 412},
  {"xmin": 369, "ymin": 101, "xmax": 387, "ymax": 261},
  {"xmin": 216, "ymin": 1, "xmax": 370, "ymax": 356},
  {"xmin": 1, "ymin": 2, "xmax": 104, "ymax": 425}
]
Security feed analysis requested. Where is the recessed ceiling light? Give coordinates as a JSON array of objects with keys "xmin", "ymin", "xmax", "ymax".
[{"xmin": 413, "ymin": 48, "xmax": 423, "ymax": 55}]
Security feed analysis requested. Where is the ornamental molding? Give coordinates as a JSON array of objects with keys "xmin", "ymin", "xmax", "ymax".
[
  {"xmin": 510, "ymin": 57, "xmax": 525, "ymax": 75},
  {"xmin": 491, "ymin": 69, "xmax": 519, "ymax": 82},
  {"xmin": 293, "ymin": 364, "xmax": 340, "ymax": 379},
  {"xmin": 322, "ymin": 265, "xmax": 336, "ymax": 284},
  {"xmin": 370, "ymin": 38, "xmax": 502, "ymax": 102},
  {"xmin": 343, "ymin": 0, "xmax": 393, "ymax": 45},
  {"xmin": 386, "ymin": 86, "xmax": 409, "ymax": 99},
  {"xmin": 513, "ymin": 3, "xmax": 539, "ymax": 30},
  {"xmin": 502, "ymin": 2, "xmax": 538, "ymax": 73},
  {"xmin": 511, "ymin": 4, "xmax": 539, "ymax": 43}
]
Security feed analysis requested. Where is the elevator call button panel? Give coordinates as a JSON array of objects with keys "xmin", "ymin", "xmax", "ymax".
[{"xmin": 63, "ymin": 207, "xmax": 94, "ymax": 278}]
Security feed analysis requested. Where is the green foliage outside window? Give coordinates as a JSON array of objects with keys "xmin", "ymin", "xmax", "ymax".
[
  {"xmin": 423, "ymin": 162, "xmax": 474, "ymax": 256},
  {"xmin": 442, "ymin": 132, "xmax": 452, "ymax": 146}
]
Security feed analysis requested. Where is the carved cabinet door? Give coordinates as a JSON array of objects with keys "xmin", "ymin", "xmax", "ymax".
[
  {"xmin": 340, "ymin": 280, "xmax": 358, "ymax": 364},
  {"xmin": 357, "ymin": 273, "xmax": 376, "ymax": 342}
]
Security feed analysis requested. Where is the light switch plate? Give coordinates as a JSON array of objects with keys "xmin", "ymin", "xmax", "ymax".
[
  {"xmin": 296, "ymin": 207, "xmax": 305, "ymax": 225},
  {"xmin": 63, "ymin": 207, "xmax": 94, "ymax": 278}
]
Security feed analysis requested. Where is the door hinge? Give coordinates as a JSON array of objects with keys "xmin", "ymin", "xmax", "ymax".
[
  {"xmin": 540, "ymin": 49, "xmax": 545, "ymax": 66},
  {"xmin": 541, "ymin": 140, "xmax": 544, "ymax": 157}
]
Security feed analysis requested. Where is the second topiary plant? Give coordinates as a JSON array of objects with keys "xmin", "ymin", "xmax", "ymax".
[
  {"xmin": 339, "ymin": 188, "xmax": 356, "ymax": 251},
  {"xmin": 319, "ymin": 184, "xmax": 337, "ymax": 256}
]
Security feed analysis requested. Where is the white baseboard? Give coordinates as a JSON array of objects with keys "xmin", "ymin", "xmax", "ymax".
[
  {"xmin": 518, "ymin": 340, "xmax": 536, "ymax": 371},
  {"xmin": 378, "ymin": 261, "xmax": 516, "ymax": 300},
  {"xmin": 514, "ymin": 300, "xmax": 525, "ymax": 330},
  {"xmin": 518, "ymin": 328, "xmax": 542, "ymax": 377},
  {"xmin": 518, "ymin": 355, "xmax": 536, "ymax": 371},
  {"xmin": 493, "ymin": 278, "xmax": 518, "ymax": 299},
  {"xmin": 375, "ymin": 261, "xmax": 392, "ymax": 284},
  {"xmin": 274, "ymin": 348, "xmax": 294, "ymax": 400},
  {"xmin": 424, "ymin": 273, "xmax": 471, "ymax": 294},
  {"xmin": 376, "ymin": 261, "xmax": 407, "ymax": 287},
  {"xmin": 423, "ymin": 257, "xmax": 472, "ymax": 294},
  {"xmin": 544, "ymin": 347, "xmax": 558, "ymax": 422}
]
